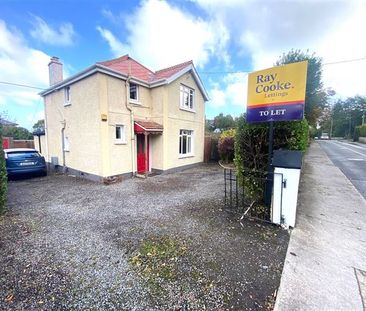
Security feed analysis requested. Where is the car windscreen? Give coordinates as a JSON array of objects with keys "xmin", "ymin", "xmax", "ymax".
[{"xmin": 6, "ymin": 152, "xmax": 41, "ymax": 159}]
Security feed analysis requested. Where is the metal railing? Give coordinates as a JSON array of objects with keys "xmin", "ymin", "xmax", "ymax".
[{"xmin": 224, "ymin": 168, "xmax": 283, "ymax": 222}]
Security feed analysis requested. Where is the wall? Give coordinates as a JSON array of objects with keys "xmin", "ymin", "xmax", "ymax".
[
  {"xmin": 33, "ymin": 135, "xmax": 47, "ymax": 157},
  {"xmin": 44, "ymin": 73, "xmax": 102, "ymax": 176},
  {"xmin": 3, "ymin": 137, "xmax": 34, "ymax": 149},
  {"xmin": 102, "ymin": 74, "xmax": 162, "ymax": 176},
  {"xmin": 44, "ymin": 70, "xmax": 205, "ymax": 179},
  {"xmin": 163, "ymin": 72, "xmax": 205, "ymax": 170},
  {"xmin": 149, "ymin": 86, "xmax": 165, "ymax": 170}
]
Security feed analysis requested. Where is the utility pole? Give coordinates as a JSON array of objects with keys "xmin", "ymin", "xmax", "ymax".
[
  {"xmin": 348, "ymin": 116, "xmax": 352, "ymax": 139},
  {"xmin": 330, "ymin": 116, "xmax": 333, "ymax": 139}
]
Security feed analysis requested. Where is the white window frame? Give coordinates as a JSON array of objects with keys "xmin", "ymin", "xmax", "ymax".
[
  {"xmin": 179, "ymin": 129, "xmax": 194, "ymax": 158},
  {"xmin": 129, "ymin": 83, "xmax": 139, "ymax": 104},
  {"xmin": 180, "ymin": 84, "xmax": 195, "ymax": 112},
  {"xmin": 115, "ymin": 124, "xmax": 126, "ymax": 144},
  {"xmin": 64, "ymin": 86, "xmax": 71, "ymax": 106}
]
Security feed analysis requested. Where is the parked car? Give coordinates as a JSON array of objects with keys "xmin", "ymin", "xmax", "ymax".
[
  {"xmin": 320, "ymin": 132, "xmax": 330, "ymax": 140},
  {"xmin": 4, "ymin": 148, "xmax": 47, "ymax": 178}
]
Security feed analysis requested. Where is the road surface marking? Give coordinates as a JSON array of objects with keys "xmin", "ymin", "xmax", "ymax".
[{"xmin": 332, "ymin": 141, "xmax": 366, "ymax": 158}]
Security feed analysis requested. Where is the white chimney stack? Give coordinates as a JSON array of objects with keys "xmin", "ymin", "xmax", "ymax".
[{"xmin": 48, "ymin": 56, "xmax": 63, "ymax": 86}]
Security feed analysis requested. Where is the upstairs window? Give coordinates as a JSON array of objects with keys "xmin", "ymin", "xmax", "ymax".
[
  {"xmin": 64, "ymin": 86, "xmax": 71, "ymax": 106},
  {"xmin": 115, "ymin": 125, "xmax": 126, "ymax": 144},
  {"xmin": 179, "ymin": 129, "xmax": 193, "ymax": 156},
  {"xmin": 180, "ymin": 85, "xmax": 194, "ymax": 111},
  {"xmin": 129, "ymin": 83, "xmax": 139, "ymax": 102}
]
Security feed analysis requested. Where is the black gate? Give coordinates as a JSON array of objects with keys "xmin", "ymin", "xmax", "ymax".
[{"xmin": 224, "ymin": 168, "xmax": 282, "ymax": 222}]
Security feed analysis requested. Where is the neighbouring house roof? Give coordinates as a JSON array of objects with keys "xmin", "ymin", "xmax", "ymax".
[
  {"xmin": 134, "ymin": 120, "xmax": 163, "ymax": 134},
  {"xmin": 0, "ymin": 118, "xmax": 17, "ymax": 127},
  {"xmin": 39, "ymin": 55, "xmax": 209, "ymax": 101}
]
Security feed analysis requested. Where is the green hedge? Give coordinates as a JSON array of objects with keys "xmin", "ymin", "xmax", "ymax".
[
  {"xmin": 0, "ymin": 133, "xmax": 7, "ymax": 213},
  {"xmin": 234, "ymin": 116, "xmax": 308, "ymax": 202},
  {"xmin": 359, "ymin": 124, "xmax": 366, "ymax": 137}
]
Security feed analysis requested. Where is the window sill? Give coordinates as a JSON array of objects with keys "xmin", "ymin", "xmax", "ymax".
[
  {"xmin": 129, "ymin": 100, "xmax": 141, "ymax": 105},
  {"xmin": 115, "ymin": 140, "xmax": 127, "ymax": 145},
  {"xmin": 64, "ymin": 102, "xmax": 71, "ymax": 107},
  {"xmin": 180, "ymin": 107, "xmax": 195, "ymax": 113},
  {"xmin": 178, "ymin": 154, "xmax": 194, "ymax": 159}
]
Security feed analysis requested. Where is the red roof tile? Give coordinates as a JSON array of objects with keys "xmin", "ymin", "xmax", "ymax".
[
  {"xmin": 134, "ymin": 120, "xmax": 163, "ymax": 133},
  {"xmin": 97, "ymin": 55, "xmax": 192, "ymax": 83},
  {"xmin": 153, "ymin": 60, "xmax": 193, "ymax": 81},
  {"xmin": 98, "ymin": 55, "xmax": 154, "ymax": 81}
]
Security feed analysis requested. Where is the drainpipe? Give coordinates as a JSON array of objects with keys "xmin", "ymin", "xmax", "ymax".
[
  {"xmin": 125, "ymin": 78, "xmax": 136, "ymax": 176},
  {"xmin": 61, "ymin": 120, "xmax": 66, "ymax": 172}
]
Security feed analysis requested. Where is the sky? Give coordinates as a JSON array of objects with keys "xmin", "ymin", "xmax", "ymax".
[{"xmin": 0, "ymin": 0, "xmax": 366, "ymax": 130}]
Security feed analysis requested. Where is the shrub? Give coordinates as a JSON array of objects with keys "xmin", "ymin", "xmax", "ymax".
[
  {"xmin": 234, "ymin": 116, "xmax": 309, "ymax": 203},
  {"xmin": 354, "ymin": 126, "xmax": 360, "ymax": 142},
  {"xmin": 218, "ymin": 129, "xmax": 236, "ymax": 163},
  {"xmin": 358, "ymin": 124, "xmax": 366, "ymax": 137},
  {"xmin": 308, "ymin": 125, "xmax": 317, "ymax": 139},
  {"xmin": 0, "ymin": 131, "xmax": 7, "ymax": 214}
]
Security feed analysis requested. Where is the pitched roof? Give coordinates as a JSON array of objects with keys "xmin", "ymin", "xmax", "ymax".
[
  {"xmin": 97, "ymin": 55, "xmax": 154, "ymax": 82},
  {"xmin": 0, "ymin": 118, "xmax": 17, "ymax": 127},
  {"xmin": 98, "ymin": 55, "xmax": 193, "ymax": 83},
  {"xmin": 152, "ymin": 60, "xmax": 193, "ymax": 81},
  {"xmin": 40, "ymin": 55, "xmax": 209, "ymax": 101}
]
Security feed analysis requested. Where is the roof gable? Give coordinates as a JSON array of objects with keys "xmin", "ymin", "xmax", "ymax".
[{"xmin": 97, "ymin": 55, "xmax": 154, "ymax": 82}]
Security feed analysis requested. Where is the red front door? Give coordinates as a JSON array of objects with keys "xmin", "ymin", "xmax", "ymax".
[{"xmin": 137, "ymin": 134, "xmax": 149, "ymax": 174}]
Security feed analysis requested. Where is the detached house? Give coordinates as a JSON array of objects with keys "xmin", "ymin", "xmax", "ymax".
[{"xmin": 40, "ymin": 55, "xmax": 208, "ymax": 181}]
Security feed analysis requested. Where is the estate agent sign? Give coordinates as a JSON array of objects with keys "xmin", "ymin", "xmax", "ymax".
[{"xmin": 247, "ymin": 61, "xmax": 308, "ymax": 123}]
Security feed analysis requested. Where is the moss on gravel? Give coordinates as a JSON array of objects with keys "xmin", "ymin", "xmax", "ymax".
[{"xmin": 129, "ymin": 236, "xmax": 187, "ymax": 291}]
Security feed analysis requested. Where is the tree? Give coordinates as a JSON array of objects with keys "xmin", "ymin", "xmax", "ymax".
[
  {"xmin": 205, "ymin": 119, "xmax": 215, "ymax": 132},
  {"xmin": 276, "ymin": 49, "xmax": 328, "ymax": 126},
  {"xmin": 1, "ymin": 126, "xmax": 33, "ymax": 140},
  {"xmin": 213, "ymin": 113, "xmax": 236, "ymax": 131},
  {"xmin": 32, "ymin": 119, "xmax": 45, "ymax": 133},
  {"xmin": 330, "ymin": 96, "xmax": 366, "ymax": 138}
]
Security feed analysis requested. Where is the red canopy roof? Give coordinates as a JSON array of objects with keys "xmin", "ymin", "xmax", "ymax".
[{"xmin": 134, "ymin": 120, "xmax": 163, "ymax": 134}]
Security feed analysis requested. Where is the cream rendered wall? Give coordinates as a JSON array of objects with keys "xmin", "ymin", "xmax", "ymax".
[
  {"xmin": 105, "ymin": 76, "xmax": 131, "ymax": 176},
  {"xmin": 164, "ymin": 72, "xmax": 205, "ymax": 170},
  {"xmin": 44, "ymin": 74, "xmax": 103, "ymax": 176},
  {"xmin": 149, "ymin": 87, "xmax": 165, "ymax": 170},
  {"xmin": 33, "ymin": 135, "xmax": 47, "ymax": 158},
  {"xmin": 44, "ymin": 70, "xmax": 205, "ymax": 178},
  {"xmin": 103, "ymin": 74, "xmax": 166, "ymax": 176}
]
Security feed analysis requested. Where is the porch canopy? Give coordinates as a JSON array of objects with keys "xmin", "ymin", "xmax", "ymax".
[{"xmin": 134, "ymin": 120, "xmax": 163, "ymax": 134}]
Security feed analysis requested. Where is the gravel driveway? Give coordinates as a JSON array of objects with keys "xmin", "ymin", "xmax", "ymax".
[{"xmin": 0, "ymin": 164, "xmax": 288, "ymax": 310}]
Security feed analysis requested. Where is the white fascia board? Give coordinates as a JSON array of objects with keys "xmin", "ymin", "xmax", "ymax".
[
  {"xmin": 39, "ymin": 64, "xmax": 99, "ymax": 96},
  {"xmin": 158, "ymin": 64, "xmax": 209, "ymax": 101},
  {"xmin": 39, "ymin": 64, "xmax": 150, "ymax": 97},
  {"xmin": 39, "ymin": 62, "xmax": 209, "ymax": 101}
]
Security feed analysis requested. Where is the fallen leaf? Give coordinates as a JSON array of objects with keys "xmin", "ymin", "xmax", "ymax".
[{"xmin": 5, "ymin": 294, "xmax": 14, "ymax": 303}]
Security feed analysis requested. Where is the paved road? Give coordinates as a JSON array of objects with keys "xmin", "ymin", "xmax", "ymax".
[
  {"xmin": 275, "ymin": 141, "xmax": 366, "ymax": 311},
  {"xmin": 318, "ymin": 139, "xmax": 366, "ymax": 199}
]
